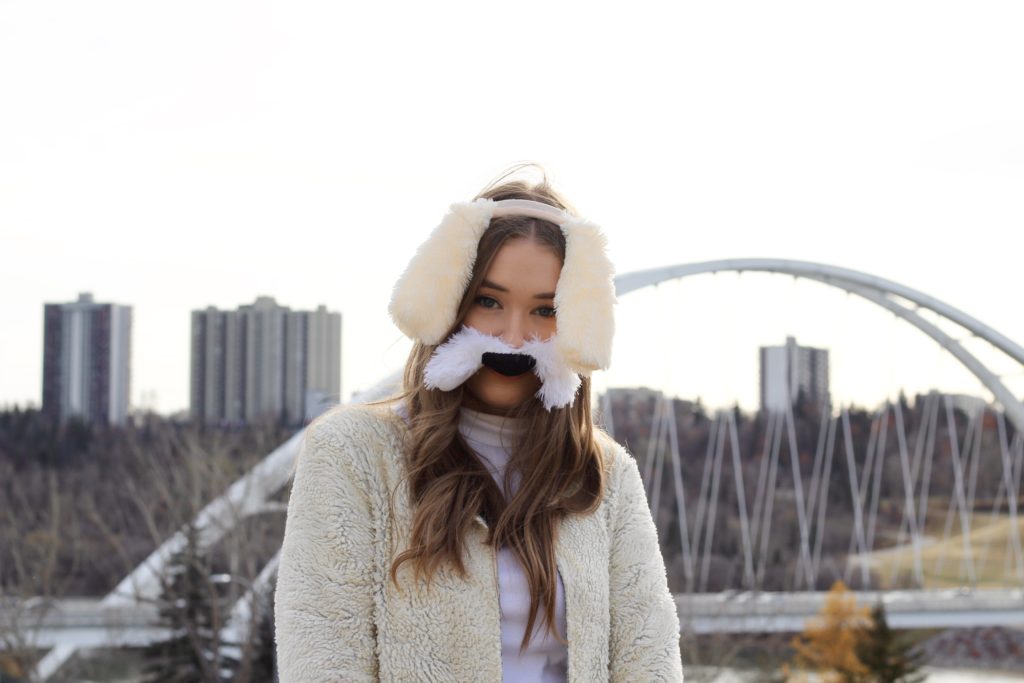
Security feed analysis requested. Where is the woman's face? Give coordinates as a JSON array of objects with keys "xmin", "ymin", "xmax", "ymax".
[{"xmin": 461, "ymin": 237, "xmax": 561, "ymax": 413}]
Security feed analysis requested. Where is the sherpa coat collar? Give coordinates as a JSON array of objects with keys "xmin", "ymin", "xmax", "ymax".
[{"xmin": 274, "ymin": 402, "xmax": 684, "ymax": 682}]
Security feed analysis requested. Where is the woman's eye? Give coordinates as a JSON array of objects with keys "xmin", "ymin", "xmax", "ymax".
[
  {"xmin": 536, "ymin": 306, "xmax": 556, "ymax": 318},
  {"xmin": 475, "ymin": 296, "xmax": 499, "ymax": 309}
]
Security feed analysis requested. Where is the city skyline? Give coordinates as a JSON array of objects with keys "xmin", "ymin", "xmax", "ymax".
[
  {"xmin": 190, "ymin": 295, "xmax": 341, "ymax": 426},
  {"xmin": 2, "ymin": 1, "xmax": 1023, "ymax": 414},
  {"xmin": 8, "ymin": 274, "xmax": 1022, "ymax": 419},
  {"xmin": 41, "ymin": 292, "xmax": 132, "ymax": 425}
]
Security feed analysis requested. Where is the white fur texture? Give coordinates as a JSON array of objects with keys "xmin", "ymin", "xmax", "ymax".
[
  {"xmin": 423, "ymin": 326, "xmax": 582, "ymax": 410},
  {"xmin": 422, "ymin": 325, "xmax": 512, "ymax": 391},
  {"xmin": 387, "ymin": 199, "xmax": 493, "ymax": 345},
  {"xmin": 522, "ymin": 332, "xmax": 583, "ymax": 410},
  {"xmin": 390, "ymin": 199, "xmax": 617, "ymax": 375},
  {"xmin": 555, "ymin": 216, "xmax": 617, "ymax": 374},
  {"xmin": 274, "ymin": 403, "xmax": 685, "ymax": 681}
]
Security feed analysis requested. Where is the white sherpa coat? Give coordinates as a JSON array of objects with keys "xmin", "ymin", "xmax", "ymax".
[{"xmin": 274, "ymin": 402, "xmax": 684, "ymax": 682}]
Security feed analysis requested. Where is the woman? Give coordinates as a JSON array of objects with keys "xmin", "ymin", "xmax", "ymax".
[{"xmin": 274, "ymin": 171, "xmax": 684, "ymax": 682}]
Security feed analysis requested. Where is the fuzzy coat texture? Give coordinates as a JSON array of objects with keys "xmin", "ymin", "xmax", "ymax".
[{"xmin": 274, "ymin": 401, "xmax": 684, "ymax": 682}]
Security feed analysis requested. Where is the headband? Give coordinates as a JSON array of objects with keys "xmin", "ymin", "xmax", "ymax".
[{"xmin": 388, "ymin": 197, "xmax": 617, "ymax": 375}]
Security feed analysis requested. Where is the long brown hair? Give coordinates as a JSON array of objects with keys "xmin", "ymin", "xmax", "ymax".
[{"xmin": 379, "ymin": 169, "xmax": 607, "ymax": 651}]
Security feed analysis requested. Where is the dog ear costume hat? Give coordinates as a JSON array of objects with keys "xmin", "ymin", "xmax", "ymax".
[{"xmin": 388, "ymin": 197, "xmax": 617, "ymax": 409}]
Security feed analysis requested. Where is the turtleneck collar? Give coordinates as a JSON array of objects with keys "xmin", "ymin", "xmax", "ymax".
[{"xmin": 458, "ymin": 406, "xmax": 526, "ymax": 450}]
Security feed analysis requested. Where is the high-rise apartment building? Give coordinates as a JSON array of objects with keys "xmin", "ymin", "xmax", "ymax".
[
  {"xmin": 190, "ymin": 296, "xmax": 341, "ymax": 426},
  {"xmin": 759, "ymin": 335, "xmax": 829, "ymax": 413},
  {"xmin": 42, "ymin": 292, "xmax": 132, "ymax": 425}
]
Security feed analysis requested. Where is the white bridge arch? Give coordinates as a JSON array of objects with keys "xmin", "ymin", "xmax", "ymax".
[{"xmin": 615, "ymin": 258, "xmax": 1024, "ymax": 435}]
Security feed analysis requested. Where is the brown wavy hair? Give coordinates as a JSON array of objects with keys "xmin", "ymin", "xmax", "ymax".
[{"xmin": 379, "ymin": 168, "xmax": 607, "ymax": 652}]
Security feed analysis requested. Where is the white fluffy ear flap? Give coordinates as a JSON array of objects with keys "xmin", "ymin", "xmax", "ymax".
[
  {"xmin": 388, "ymin": 199, "xmax": 494, "ymax": 345},
  {"xmin": 554, "ymin": 216, "xmax": 617, "ymax": 374}
]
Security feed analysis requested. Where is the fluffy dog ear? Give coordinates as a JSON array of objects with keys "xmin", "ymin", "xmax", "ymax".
[
  {"xmin": 388, "ymin": 199, "xmax": 494, "ymax": 345},
  {"xmin": 389, "ymin": 196, "xmax": 618, "ymax": 377},
  {"xmin": 554, "ymin": 216, "xmax": 617, "ymax": 374}
]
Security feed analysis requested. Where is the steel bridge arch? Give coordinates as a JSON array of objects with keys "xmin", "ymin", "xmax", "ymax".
[
  {"xmin": 31, "ymin": 260, "xmax": 1024, "ymax": 679},
  {"xmin": 614, "ymin": 258, "xmax": 1024, "ymax": 434}
]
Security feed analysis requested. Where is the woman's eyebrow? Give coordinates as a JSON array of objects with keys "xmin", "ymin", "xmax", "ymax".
[
  {"xmin": 481, "ymin": 279, "xmax": 556, "ymax": 300},
  {"xmin": 480, "ymin": 279, "xmax": 508, "ymax": 293}
]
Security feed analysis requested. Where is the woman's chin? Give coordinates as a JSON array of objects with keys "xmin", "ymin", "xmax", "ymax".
[{"xmin": 463, "ymin": 373, "xmax": 538, "ymax": 413}]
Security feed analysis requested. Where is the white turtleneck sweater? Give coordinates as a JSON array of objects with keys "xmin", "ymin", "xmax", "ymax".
[{"xmin": 456, "ymin": 406, "xmax": 569, "ymax": 683}]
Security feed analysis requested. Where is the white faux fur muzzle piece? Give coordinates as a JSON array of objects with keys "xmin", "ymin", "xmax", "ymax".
[
  {"xmin": 423, "ymin": 326, "xmax": 582, "ymax": 411},
  {"xmin": 389, "ymin": 197, "xmax": 617, "ymax": 375}
]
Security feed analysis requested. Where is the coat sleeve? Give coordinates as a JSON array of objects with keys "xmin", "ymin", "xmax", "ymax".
[
  {"xmin": 607, "ymin": 449, "xmax": 685, "ymax": 682},
  {"xmin": 274, "ymin": 415, "xmax": 379, "ymax": 682}
]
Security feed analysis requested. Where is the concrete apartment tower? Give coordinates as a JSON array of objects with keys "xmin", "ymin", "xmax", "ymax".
[
  {"xmin": 42, "ymin": 292, "xmax": 133, "ymax": 425},
  {"xmin": 759, "ymin": 335, "xmax": 830, "ymax": 414},
  {"xmin": 190, "ymin": 296, "xmax": 341, "ymax": 426}
]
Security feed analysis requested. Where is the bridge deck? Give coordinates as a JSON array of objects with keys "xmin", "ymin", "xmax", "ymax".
[
  {"xmin": 679, "ymin": 588, "xmax": 1024, "ymax": 633},
  {"xmin": 6, "ymin": 588, "xmax": 1024, "ymax": 650}
]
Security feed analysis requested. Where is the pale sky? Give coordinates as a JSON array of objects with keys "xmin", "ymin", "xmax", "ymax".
[{"xmin": 2, "ymin": 1, "xmax": 1023, "ymax": 416}]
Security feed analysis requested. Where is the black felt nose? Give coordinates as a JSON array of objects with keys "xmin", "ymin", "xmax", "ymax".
[{"xmin": 481, "ymin": 352, "xmax": 536, "ymax": 377}]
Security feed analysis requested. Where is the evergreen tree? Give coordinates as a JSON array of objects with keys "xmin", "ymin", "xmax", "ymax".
[
  {"xmin": 219, "ymin": 590, "xmax": 278, "ymax": 683},
  {"xmin": 855, "ymin": 602, "xmax": 926, "ymax": 683},
  {"xmin": 248, "ymin": 592, "xmax": 278, "ymax": 682},
  {"xmin": 141, "ymin": 523, "xmax": 226, "ymax": 683}
]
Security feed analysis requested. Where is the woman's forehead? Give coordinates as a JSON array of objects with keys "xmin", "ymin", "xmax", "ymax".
[{"xmin": 482, "ymin": 239, "xmax": 561, "ymax": 293}]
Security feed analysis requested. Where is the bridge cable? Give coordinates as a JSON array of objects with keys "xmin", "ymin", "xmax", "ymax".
[
  {"xmin": 810, "ymin": 408, "xmax": 839, "ymax": 586},
  {"xmin": 725, "ymin": 407, "xmax": 756, "ymax": 589},
  {"xmin": 783, "ymin": 401, "xmax": 816, "ymax": 590},
  {"xmin": 841, "ymin": 406, "xmax": 870, "ymax": 587},
  {"xmin": 665, "ymin": 387, "xmax": 695, "ymax": 585},
  {"xmin": 699, "ymin": 414, "xmax": 727, "ymax": 592}
]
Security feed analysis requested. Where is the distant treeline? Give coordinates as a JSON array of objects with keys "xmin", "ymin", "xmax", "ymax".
[
  {"xmin": 0, "ymin": 408, "xmax": 293, "ymax": 597},
  {"xmin": 1, "ymin": 390, "xmax": 1018, "ymax": 598}
]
